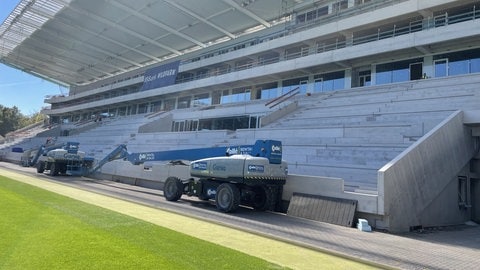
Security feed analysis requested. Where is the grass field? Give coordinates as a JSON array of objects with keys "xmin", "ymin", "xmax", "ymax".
[
  {"xmin": 0, "ymin": 171, "xmax": 380, "ymax": 270},
  {"xmin": 0, "ymin": 175, "xmax": 287, "ymax": 270}
]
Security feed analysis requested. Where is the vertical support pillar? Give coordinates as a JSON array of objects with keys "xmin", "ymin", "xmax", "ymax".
[
  {"xmin": 277, "ymin": 80, "xmax": 283, "ymax": 97},
  {"xmin": 307, "ymin": 74, "xmax": 315, "ymax": 94},
  {"xmin": 344, "ymin": 68, "xmax": 352, "ymax": 89},
  {"xmin": 370, "ymin": 64, "xmax": 377, "ymax": 86}
]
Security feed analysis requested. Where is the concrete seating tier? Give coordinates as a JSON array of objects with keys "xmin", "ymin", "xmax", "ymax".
[
  {"xmin": 2, "ymin": 74, "xmax": 479, "ymax": 194},
  {"xmin": 246, "ymin": 74, "xmax": 480, "ymax": 191}
]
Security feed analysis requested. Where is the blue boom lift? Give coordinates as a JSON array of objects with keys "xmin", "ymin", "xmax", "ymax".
[
  {"xmin": 36, "ymin": 142, "xmax": 95, "ymax": 176},
  {"xmin": 21, "ymin": 142, "xmax": 64, "ymax": 167},
  {"xmin": 36, "ymin": 142, "xmax": 128, "ymax": 177},
  {"xmin": 122, "ymin": 140, "xmax": 288, "ymax": 212}
]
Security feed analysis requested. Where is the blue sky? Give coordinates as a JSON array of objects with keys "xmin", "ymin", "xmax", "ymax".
[{"xmin": 1, "ymin": 0, "xmax": 68, "ymax": 116}]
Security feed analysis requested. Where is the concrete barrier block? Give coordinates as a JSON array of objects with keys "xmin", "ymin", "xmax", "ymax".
[{"xmin": 357, "ymin": 218, "xmax": 372, "ymax": 232}]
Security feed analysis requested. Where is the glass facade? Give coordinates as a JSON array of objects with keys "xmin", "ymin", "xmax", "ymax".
[
  {"xmin": 221, "ymin": 88, "xmax": 251, "ymax": 104},
  {"xmin": 376, "ymin": 58, "xmax": 423, "ymax": 85},
  {"xmin": 260, "ymin": 82, "xmax": 280, "ymax": 100},
  {"xmin": 282, "ymin": 77, "xmax": 308, "ymax": 95},
  {"xmin": 435, "ymin": 59, "xmax": 448, "ymax": 77},
  {"xmin": 193, "ymin": 93, "xmax": 211, "ymax": 107},
  {"xmin": 314, "ymin": 71, "xmax": 345, "ymax": 92},
  {"xmin": 434, "ymin": 49, "xmax": 480, "ymax": 77},
  {"xmin": 177, "ymin": 96, "xmax": 191, "ymax": 109}
]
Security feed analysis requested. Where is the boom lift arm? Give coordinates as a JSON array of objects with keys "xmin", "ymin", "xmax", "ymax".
[
  {"xmin": 124, "ymin": 140, "xmax": 282, "ymax": 165},
  {"xmin": 21, "ymin": 143, "xmax": 64, "ymax": 167},
  {"xmin": 88, "ymin": 144, "xmax": 129, "ymax": 174}
]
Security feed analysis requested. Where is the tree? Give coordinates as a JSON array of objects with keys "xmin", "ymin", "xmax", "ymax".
[
  {"xmin": 0, "ymin": 105, "xmax": 44, "ymax": 137},
  {"xmin": 21, "ymin": 111, "xmax": 46, "ymax": 127}
]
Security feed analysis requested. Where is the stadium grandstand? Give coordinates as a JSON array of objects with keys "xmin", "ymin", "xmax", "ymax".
[{"xmin": 1, "ymin": 0, "xmax": 480, "ymax": 232}]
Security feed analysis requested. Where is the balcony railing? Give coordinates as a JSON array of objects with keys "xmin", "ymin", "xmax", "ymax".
[{"xmin": 175, "ymin": 5, "xmax": 479, "ymax": 84}]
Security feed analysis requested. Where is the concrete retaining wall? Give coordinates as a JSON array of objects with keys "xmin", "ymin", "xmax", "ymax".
[
  {"xmin": 98, "ymin": 161, "xmax": 379, "ymax": 219},
  {"xmin": 283, "ymin": 174, "xmax": 378, "ymax": 214},
  {"xmin": 138, "ymin": 114, "xmax": 173, "ymax": 133},
  {"xmin": 379, "ymin": 111, "xmax": 476, "ymax": 232}
]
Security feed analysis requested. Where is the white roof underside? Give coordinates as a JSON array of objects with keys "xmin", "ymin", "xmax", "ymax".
[{"xmin": 0, "ymin": 0, "xmax": 301, "ymax": 86}]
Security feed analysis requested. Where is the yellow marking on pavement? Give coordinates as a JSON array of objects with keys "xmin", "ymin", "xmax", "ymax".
[{"xmin": 1, "ymin": 169, "xmax": 379, "ymax": 270}]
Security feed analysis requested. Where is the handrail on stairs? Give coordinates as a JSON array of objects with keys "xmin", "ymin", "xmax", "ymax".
[{"xmin": 265, "ymin": 86, "xmax": 300, "ymax": 109}]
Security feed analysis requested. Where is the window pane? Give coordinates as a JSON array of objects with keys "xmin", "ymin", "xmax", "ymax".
[
  {"xmin": 261, "ymin": 88, "xmax": 278, "ymax": 99},
  {"xmin": 221, "ymin": 95, "xmax": 230, "ymax": 104},
  {"xmin": 435, "ymin": 60, "xmax": 447, "ymax": 77},
  {"xmin": 392, "ymin": 68, "xmax": 409, "ymax": 83},
  {"xmin": 376, "ymin": 71, "xmax": 392, "ymax": 85},
  {"xmin": 314, "ymin": 80, "xmax": 323, "ymax": 92},
  {"xmin": 299, "ymin": 83, "xmax": 308, "ymax": 94},
  {"xmin": 449, "ymin": 60, "xmax": 469, "ymax": 76},
  {"xmin": 296, "ymin": 14, "xmax": 305, "ymax": 24},
  {"xmin": 323, "ymin": 80, "xmax": 334, "ymax": 91},
  {"xmin": 177, "ymin": 97, "xmax": 190, "ymax": 109},
  {"xmin": 317, "ymin": 6, "xmax": 328, "ymax": 16},
  {"xmin": 306, "ymin": 10, "xmax": 316, "ymax": 21},
  {"xmin": 315, "ymin": 71, "xmax": 344, "ymax": 91},
  {"xmin": 471, "ymin": 59, "xmax": 480, "ymax": 73},
  {"xmin": 333, "ymin": 78, "xmax": 345, "ymax": 90}
]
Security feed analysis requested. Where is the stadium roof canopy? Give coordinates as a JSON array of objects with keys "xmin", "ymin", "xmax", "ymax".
[{"xmin": 0, "ymin": 0, "xmax": 301, "ymax": 86}]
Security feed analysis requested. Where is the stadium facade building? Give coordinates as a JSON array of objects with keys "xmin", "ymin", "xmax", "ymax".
[{"xmin": 2, "ymin": 0, "xmax": 480, "ymax": 232}]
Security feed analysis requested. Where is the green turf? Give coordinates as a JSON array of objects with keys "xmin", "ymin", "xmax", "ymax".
[{"xmin": 0, "ymin": 176, "xmax": 288, "ymax": 270}]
